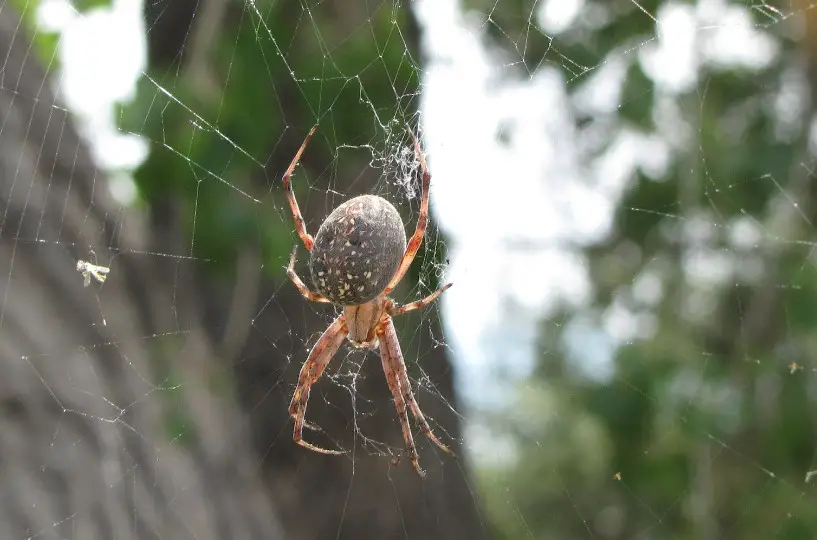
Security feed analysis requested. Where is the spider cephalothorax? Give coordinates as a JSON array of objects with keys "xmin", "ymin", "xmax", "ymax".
[{"xmin": 281, "ymin": 125, "xmax": 454, "ymax": 476}]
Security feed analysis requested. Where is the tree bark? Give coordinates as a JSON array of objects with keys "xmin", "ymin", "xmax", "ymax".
[
  {"xmin": 142, "ymin": 0, "xmax": 484, "ymax": 538},
  {"xmin": 0, "ymin": 4, "xmax": 284, "ymax": 539}
]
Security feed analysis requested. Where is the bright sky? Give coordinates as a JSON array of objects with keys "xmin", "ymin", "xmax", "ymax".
[{"xmin": 36, "ymin": 0, "xmax": 775, "ymax": 432}]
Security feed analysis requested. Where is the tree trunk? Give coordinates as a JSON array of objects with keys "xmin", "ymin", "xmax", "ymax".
[
  {"xmin": 143, "ymin": 1, "xmax": 484, "ymax": 538},
  {"xmin": 0, "ymin": 4, "xmax": 284, "ymax": 539}
]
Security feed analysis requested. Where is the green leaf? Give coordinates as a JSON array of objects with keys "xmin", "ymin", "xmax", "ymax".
[{"xmin": 70, "ymin": 0, "xmax": 112, "ymax": 12}]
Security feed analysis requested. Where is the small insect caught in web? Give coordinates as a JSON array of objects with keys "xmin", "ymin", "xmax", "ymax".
[{"xmin": 76, "ymin": 259, "xmax": 110, "ymax": 287}]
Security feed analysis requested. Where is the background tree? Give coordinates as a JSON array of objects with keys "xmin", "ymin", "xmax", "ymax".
[
  {"xmin": 0, "ymin": 3, "xmax": 285, "ymax": 538},
  {"xmin": 471, "ymin": 2, "xmax": 817, "ymax": 539}
]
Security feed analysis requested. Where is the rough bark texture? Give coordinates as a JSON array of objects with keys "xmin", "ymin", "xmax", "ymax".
[{"xmin": 0, "ymin": 4, "xmax": 283, "ymax": 539}]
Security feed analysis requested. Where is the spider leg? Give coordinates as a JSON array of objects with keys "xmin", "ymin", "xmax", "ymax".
[
  {"xmin": 383, "ymin": 127, "xmax": 431, "ymax": 295},
  {"xmin": 388, "ymin": 283, "xmax": 452, "ymax": 317},
  {"xmin": 381, "ymin": 317, "xmax": 455, "ymax": 460},
  {"xmin": 282, "ymin": 125, "xmax": 318, "ymax": 251},
  {"xmin": 290, "ymin": 314, "xmax": 348, "ymax": 455},
  {"xmin": 287, "ymin": 246, "xmax": 330, "ymax": 303},
  {"xmin": 378, "ymin": 317, "xmax": 424, "ymax": 477}
]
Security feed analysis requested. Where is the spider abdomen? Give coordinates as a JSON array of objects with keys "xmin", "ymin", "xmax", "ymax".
[{"xmin": 309, "ymin": 194, "xmax": 407, "ymax": 305}]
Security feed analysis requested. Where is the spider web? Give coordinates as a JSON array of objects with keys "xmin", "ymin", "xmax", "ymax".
[{"xmin": 2, "ymin": 0, "xmax": 817, "ymax": 538}]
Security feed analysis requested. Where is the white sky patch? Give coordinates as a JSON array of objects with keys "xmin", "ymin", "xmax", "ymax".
[
  {"xmin": 574, "ymin": 56, "xmax": 627, "ymax": 116},
  {"xmin": 683, "ymin": 247, "xmax": 734, "ymax": 287},
  {"xmin": 38, "ymin": 0, "xmax": 147, "ymax": 179},
  {"xmin": 537, "ymin": 0, "xmax": 583, "ymax": 35},
  {"xmin": 37, "ymin": 0, "xmax": 75, "ymax": 28},
  {"xmin": 640, "ymin": 3, "xmax": 698, "ymax": 94},
  {"xmin": 563, "ymin": 315, "xmax": 615, "ymax": 383},
  {"xmin": 728, "ymin": 216, "xmax": 762, "ymax": 249},
  {"xmin": 416, "ymin": 0, "xmax": 602, "ymax": 406},
  {"xmin": 632, "ymin": 270, "xmax": 663, "ymax": 307},
  {"xmin": 697, "ymin": 0, "xmax": 778, "ymax": 70},
  {"xmin": 604, "ymin": 299, "xmax": 658, "ymax": 344},
  {"xmin": 641, "ymin": 0, "xmax": 778, "ymax": 95},
  {"xmin": 590, "ymin": 129, "xmax": 662, "ymax": 208},
  {"xmin": 464, "ymin": 422, "xmax": 518, "ymax": 466},
  {"xmin": 634, "ymin": 132, "xmax": 671, "ymax": 179},
  {"xmin": 772, "ymin": 66, "xmax": 809, "ymax": 142}
]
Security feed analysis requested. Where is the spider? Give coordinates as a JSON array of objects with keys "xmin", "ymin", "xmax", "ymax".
[{"xmin": 282, "ymin": 125, "xmax": 455, "ymax": 477}]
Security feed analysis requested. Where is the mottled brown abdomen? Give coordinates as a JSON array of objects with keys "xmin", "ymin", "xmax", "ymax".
[{"xmin": 309, "ymin": 194, "xmax": 407, "ymax": 305}]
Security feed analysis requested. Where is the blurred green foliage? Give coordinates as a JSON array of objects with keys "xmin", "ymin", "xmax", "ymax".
[
  {"xmin": 9, "ymin": 0, "xmax": 60, "ymax": 64},
  {"xmin": 118, "ymin": 0, "xmax": 422, "ymax": 278},
  {"xmin": 71, "ymin": 0, "xmax": 111, "ymax": 11},
  {"xmin": 467, "ymin": 1, "xmax": 817, "ymax": 539}
]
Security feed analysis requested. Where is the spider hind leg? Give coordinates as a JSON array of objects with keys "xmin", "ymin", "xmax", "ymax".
[
  {"xmin": 379, "ymin": 331, "xmax": 425, "ymax": 476},
  {"xmin": 290, "ymin": 314, "xmax": 348, "ymax": 455},
  {"xmin": 378, "ymin": 316, "xmax": 455, "ymax": 477}
]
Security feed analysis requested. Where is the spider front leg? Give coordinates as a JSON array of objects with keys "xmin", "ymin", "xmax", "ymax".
[
  {"xmin": 282, "ymin": 125, "xmax": 318, "ymax": 251},
  {"xmin": 290, "ymin": 314, "xmax": 348, "ymax": 455},
  {"xmin": 383, "ymin": 127, "xmax": 432, "ymax": 295},
  {"xmin": 378, "ymin": 316, "xmax": 455, "ymax": 477},
  {"xmin": 286, "ymin": 246, "xmax": 330, "ymax": 303},
  {"xmin": 388, "ymin": 283, "xmax": 452, "ymax": 317}
]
